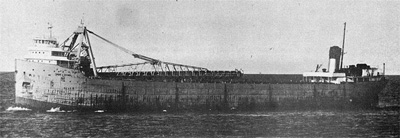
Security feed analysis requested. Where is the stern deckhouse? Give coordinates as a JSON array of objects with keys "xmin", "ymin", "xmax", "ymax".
[{"xmin": 303, "ymin": 23, "xmax": 384, "ymax": 84}]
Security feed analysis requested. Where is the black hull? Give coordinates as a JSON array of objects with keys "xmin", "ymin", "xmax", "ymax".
[
  {"xmin": 15, "ymin": 97, "xmax": 99, "ymax": 112},
  {"xmin": 15, "ymin": 79, "xmax": 387, "ymax": 112}
]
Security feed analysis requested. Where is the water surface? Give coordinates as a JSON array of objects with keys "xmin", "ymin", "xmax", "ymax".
[{"xmin": 1, "ymin": 110, "xmax": 398, "ymax": 137}]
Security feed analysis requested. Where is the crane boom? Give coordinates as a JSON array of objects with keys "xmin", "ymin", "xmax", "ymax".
[{"xmin": 86, "ymin": 29, "xmax": 208, "ymax": 71}]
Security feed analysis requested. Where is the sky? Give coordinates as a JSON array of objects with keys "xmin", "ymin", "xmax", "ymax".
[{"xmin": 1, "ymin": 0, "xmax": 399, "ymax": 74}]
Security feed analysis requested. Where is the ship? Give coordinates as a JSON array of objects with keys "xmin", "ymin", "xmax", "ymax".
[{"xmin": 15, "ymin": 23, "xmax": 387, "ymax": 112}]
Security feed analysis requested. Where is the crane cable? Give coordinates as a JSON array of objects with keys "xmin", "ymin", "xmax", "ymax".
[{"xmin": 86, "ymin": 29, "xmax": 161, "ymax": 64}]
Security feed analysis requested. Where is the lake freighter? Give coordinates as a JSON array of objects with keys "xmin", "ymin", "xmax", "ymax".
[{"xmin": 15, "ymin": 23, "xmax": 387, "ymax": 111}]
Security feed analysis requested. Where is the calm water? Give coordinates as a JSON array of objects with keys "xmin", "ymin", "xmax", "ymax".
[{"xmin": 1, "ymin": 110, "xmax": 399, "ymax": 137}]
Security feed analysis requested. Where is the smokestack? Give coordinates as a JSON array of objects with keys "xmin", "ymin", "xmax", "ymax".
[{"xmin": 328, "ymin": 46, "xmax": 341, "ymax": 73}]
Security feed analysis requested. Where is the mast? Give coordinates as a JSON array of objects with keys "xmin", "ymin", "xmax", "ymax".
[
  {"xmin": 76, "ymin": 21, "xmax": 85, "ymax": 65},
  {"xmin": 340, "ymin": 22, "xmax": 346, "ymax": 70},
  {"xmin": 48, "ymin": 23, "xmax": 53, "ymax": 38}
]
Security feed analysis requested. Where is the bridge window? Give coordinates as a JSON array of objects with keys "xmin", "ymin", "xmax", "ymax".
[{"xmin": 51, "ymin": 51, "xmax": 65, "ymax": 57}]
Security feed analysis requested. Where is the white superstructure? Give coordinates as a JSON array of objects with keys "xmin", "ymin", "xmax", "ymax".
[
  {"xmin": 25, "ymin": 37, "xmax": 70, "ymax": 64},
  {"xmin": 15, "ymin": 26, "xmax": 91, "ymax": 107}
]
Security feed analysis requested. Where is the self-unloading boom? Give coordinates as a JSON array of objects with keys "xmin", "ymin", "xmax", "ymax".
[{"xmin": 86, "ymin": 29, "xmax": 209, "ymax": 71}]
